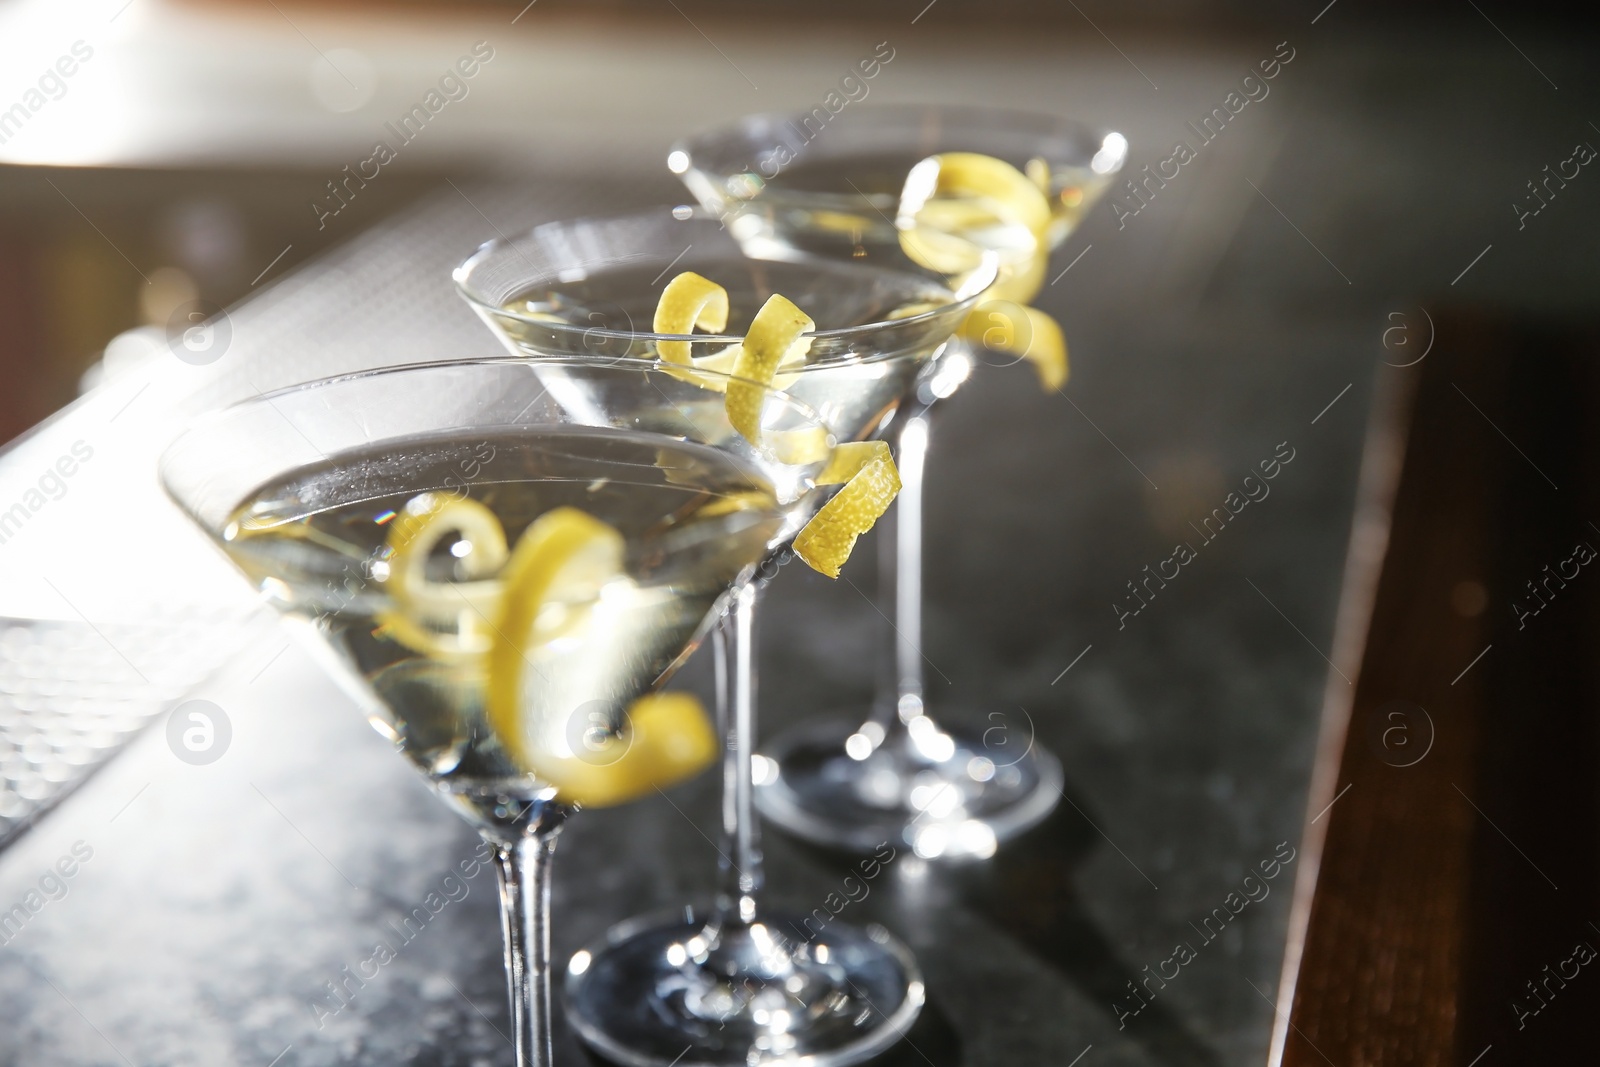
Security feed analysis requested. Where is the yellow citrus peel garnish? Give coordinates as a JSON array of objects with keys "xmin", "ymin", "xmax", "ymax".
[
  {"xmin": 898, "ymin": 152, "xmax": 1071, "ymax": 391},
  {"xmin": 994, "ymin": 253, "xmax": 1048, "ymax": 305},
  {"xmin": 651, "ymin": 276, "xmax": 806, "ymax": 394},
  {"xmin": 959, "ymin": 298, "xmax": 1068, "ymax": 391},
  {"xmin": 899, "ymin": 151, "xmax": 1051, "ymax": 277},
  {"xmin": 372, "ymin": 494, "xmax": 716, "ymax": 806},
  {"xmin": 690, "ymin": 343, "xmax": 741, "ymax": 377},
  {"xmin": 665, "ymin": 283, "xmax": 828, "ymax": 458},
  {"xmin": 1025, "ymin": 156, "xmax": 1052, "ymax": 195},
  {"xmin": 556, "ymin": 691, "xmax": 718, "ymax": 808},
  {"xmin": 482, "ymin": 505, "xmax": 716, "ymax": 807},
  {"xmin": 653, "ymin": 271, "xmax": 730, "ymax": 364},
  {"xmin": 696, "ymin": 490, "xmax": 777, "ymax": 519},
  {"xmin": 793, "ymin": 440, "xmax": 901, "ymax": 580},
  {"xmin": 649, "ymin": 280, "xmax": 900, "ymax": 579},
  {"xmin": 375, "ymin": 493, "xmax": 508, "ymax": 658},
  {"xmin": 726, "ymin": 293, "xmax": 814, "ymax": 444}
]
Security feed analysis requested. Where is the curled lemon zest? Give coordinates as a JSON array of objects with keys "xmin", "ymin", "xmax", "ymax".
[
  {"xmin": 377, "ymin": 493, "xmax": 509, "ymax": 658},
  {"xmin": 726, "ymin": 293, "xmax": 813, "ymax": 444},
  {"xmin": 480, "ymin": 506, "xmax": 718, "ymax": 807},
  {"xmin": 960, "ymin": 299, "xmax": 1068, "ymax": 391},
  {"xmin": 653, "ymin": 271, "xmax": 730, "ymax": 364},
  {"xmin": 650, "ymin": 279, "xmax": 895, "ymax": 578},
  {"xmin": 898, "ymin": 152, "xmax": 1071, "ymax": 391},
  {"xmin": 794, "ymin": 441, "xmax": 901, "ymax": 579}
]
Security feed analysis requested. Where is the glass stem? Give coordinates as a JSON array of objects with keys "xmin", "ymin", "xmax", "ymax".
[
  {"xmin": 714, "ymin": 581, "xmax": 764, "ymax": 926},
  {"xmin": 492, "ymin": 828, "xmax": 562, "ymax": 1067},
  {"xmin": 870, "ymin": 410, "xmax": 931, "ymax": 737}
]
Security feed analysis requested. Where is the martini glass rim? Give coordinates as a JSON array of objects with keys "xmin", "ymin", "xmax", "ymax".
[
  {"xmin": 171, "ymin": 353, "xmax": 830, "ymax": 417},
  {"xmin": 452, "ymin": 207, "xmax": 998, "ymax": 351},
  {"xmin": 158, "ymin": 354, "xmax": 836, "ymax": 531},
  {"xmin": 672, "ymin": 103, "xmax": 1130, "ymax": 174}
]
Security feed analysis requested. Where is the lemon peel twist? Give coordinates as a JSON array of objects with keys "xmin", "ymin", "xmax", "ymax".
[
  {"xmin": 898, "ymin": 152, "xmax": 1069, "ymax": 392},
  {"xmin": 372, "ymin": 494, "xmax": 716, "ymax": 806},
  {"xmin": 650, "ymin": 280, "xmax": 900, "ymax": 579},
  {"xmin": 482, "ymin": 506, "xmax": 716, "ymax": 807},
  {"xmin": 553, "ymin": 691, "xmax": 717, "ymax": 808},
  {"xmin": 653, "ymin": 271, "xmax": 730, "ymax": 364},
  {"xmin": 900, "ymin": 151, "xmax": 1052, "ymax": 257},
  {"xmin": 375, "ymin": 493, "xmax": 508, "ymax": 658},
  {"xmin": 727, "ymin": 303, "xmax": 897, "ymax": 574},
  {"xmin": 726, "ymin": 293, "xmax": 814, "ymax": 445},
  {"xmin": 959, "ymin": 298, "xmax": 1068, "ymax": 391},
  {"xmin": 653, "ymin": 278, "xmax": 829, "ymax": 456},
  {"xmin": 793, "ymin": 440, "xmax": 901, "ymax": 580}
]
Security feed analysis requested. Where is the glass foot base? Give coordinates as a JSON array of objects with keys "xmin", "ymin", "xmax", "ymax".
[
  {"xmin": 755, "ymin": 716, "xmax": 1064, "ymax": 859},
  {"xmin": 564, "ymin": 906, "xmax": 923, "ymax": 1067}
]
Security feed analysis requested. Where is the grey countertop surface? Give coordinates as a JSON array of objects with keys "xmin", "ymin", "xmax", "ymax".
[{"xmin": 1, "ymin": 21, "xmax": 1598, "ymax": 1065}]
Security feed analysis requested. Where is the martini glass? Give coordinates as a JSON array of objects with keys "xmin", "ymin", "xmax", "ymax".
[
  {"xmin": 455, "ymin": 211, "xmax": 993, "ymax": 1067},
  {"xmin": 671, "ymin": 106, "xmax": 1128, "ymax": 860},
  {"xmin": 159, "ymin": 357, "xmax": 838, "ymax": 1067}
]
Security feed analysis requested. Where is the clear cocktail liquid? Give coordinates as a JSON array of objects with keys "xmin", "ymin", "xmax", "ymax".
[
  {"xmin": 224, "ymin": 426, "xmax": 786, "ymax": 826},
  {"xmin": 748, "ymin": 153, "xmax": 1106, "ymax": 251},
  {"xmin": 495, "ymin": 261, "xmax": 955, "ymax": 441}
]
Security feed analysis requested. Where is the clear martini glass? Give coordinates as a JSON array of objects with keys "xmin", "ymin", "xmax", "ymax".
[
  {"xmin": 455, "ymin": 210, "xmax": 993, "ymax": 1067},
  {"xmin": 159, "ymin": 357, "xmax": 838, "ymax": 1067},
  {"xmin": 671, "ymin": 106, "xmax": 1128, "ymax": 860}
]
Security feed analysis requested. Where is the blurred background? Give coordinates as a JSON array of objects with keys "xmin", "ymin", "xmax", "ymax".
[{"xmin": 3, "ymin": 0, "xmax": 1596, "ymax": 441}]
